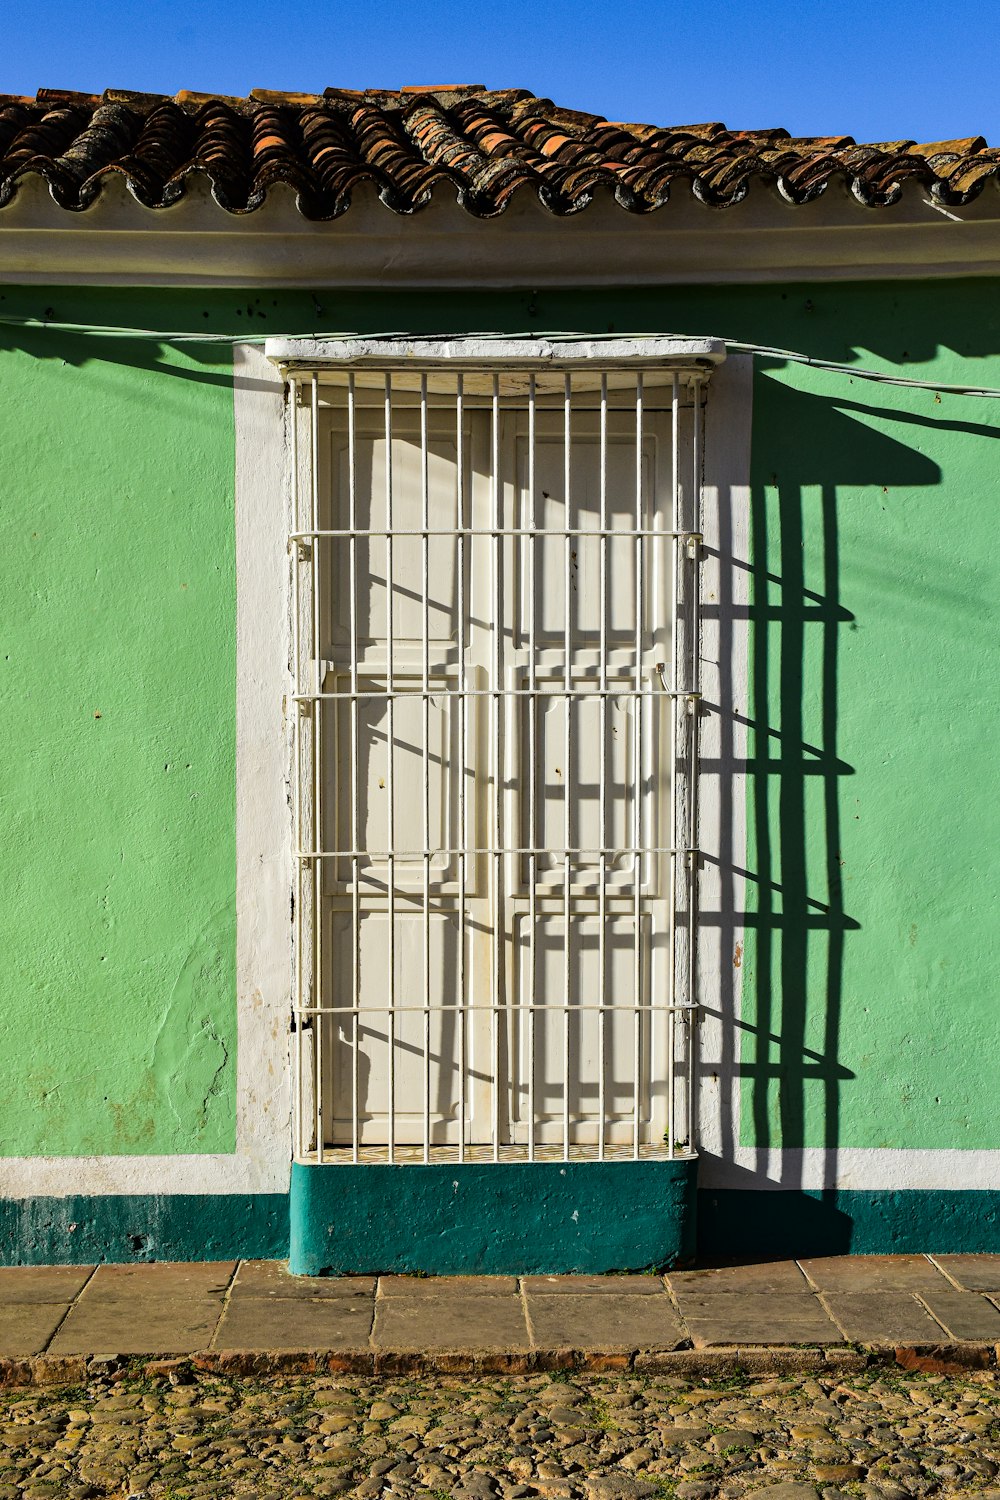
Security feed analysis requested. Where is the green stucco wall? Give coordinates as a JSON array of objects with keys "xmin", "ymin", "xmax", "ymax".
[
  {"xmin": 1, "ymin": 278, "xmax": 997, "ymax": 1181},
  {"xmin": 742, "ymin": 330, "xmax": 1000, "ymax": 1153},
  {"xmin": 0, "ymin": 291, "xmax": 237, "ymax": 1155}
]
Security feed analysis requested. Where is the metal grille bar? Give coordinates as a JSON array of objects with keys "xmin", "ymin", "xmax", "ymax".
[{"xmin": 285, "ymin": 353, "xmax": 712, "ymax": 1164}]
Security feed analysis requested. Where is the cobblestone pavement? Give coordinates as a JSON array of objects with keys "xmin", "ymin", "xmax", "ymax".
[{"xmin": 0, "ymin": 1367, "xmax": 998, "ymax": 1500}]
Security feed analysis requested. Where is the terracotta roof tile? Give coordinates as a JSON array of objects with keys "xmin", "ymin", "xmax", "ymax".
[
  {"xmin": 0, "ymin": 87, "xmax": 995, "ymax": 217},
  {"xmin": 399, "ymin": 84, "xmax": 486, "ymax": 95}
]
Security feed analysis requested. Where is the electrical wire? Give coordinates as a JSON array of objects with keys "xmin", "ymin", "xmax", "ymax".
[{"xmin": 2, "ymin": 315, "xmax": 1000, "ymax": 400}]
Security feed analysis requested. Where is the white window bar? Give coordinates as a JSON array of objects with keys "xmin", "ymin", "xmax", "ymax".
[
  {"xmin": 310, "ymin": 375, "xmax": 324, "ymax": 1163},
  {"xmin": 421, "ymin": 373, "xmax": 431, "ymax": 1163},
  {"xmin": 527, "ymin": 373, "xmax": 538, "ymax": 1164},
  {"xmin": 276, "ymin": 340, "xmax": 721, "ymax": 1166},
  {"xmin": 633, "ymin": 372, "xmax": 644, "ymax": 1161},
  {"xmin": 456, "ymin": 373, "xmax": 468, "ymax": 1164},
  {"xmin": 668, "ymin": 372, "xmax": 681, "ymax": 1155},
  {"xmin": 384, "ymin": 374, "xmax": 396, "ymax": 1165},
  {"xmin": 290, "ymin": 376, "xmax": 305, "ymax": 1160},
  {"xmin": 491, "ymin": 373, "xmax": 502, "ymax": 1162},
  {"xmin": 687, "ymin": 375, "xmax": 705, "ymax": 1138},
  {"xmin": 562, "ymin": 372, "xmax": 572, "ymax": 1163},
  {"xmin": 348, "ymin": 372, "xmax": 360, "ymax": 1164},
  {"xmin": 597, "ymin": 372, "xmax": 608, "ymax": 1162}
]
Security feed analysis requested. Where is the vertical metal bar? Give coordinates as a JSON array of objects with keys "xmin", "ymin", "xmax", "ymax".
[
  {"xmin": 668, "ymin": 372, "xmax": 680, "ymax": 1157},
  {"xmin": 562, "ymin": 372, "xmax": 572, "ymax": 1161},
  {"xmin": 686, "ymin": 377, "xmax": 703, "ymax": 1153},
  {"xmin": 384, "ymin": 373, "xmax": 396, "ymax": 1163},
  {"xmin": 456, "ymin": 374, "xmax": 467, "ymax": 1164},
  {"xmin": 491, "ymin": 372, "xmax": 501, "ymax": 1161},
  {"xmin": 348, "ymin": 373, "xmax": 360, "ymax": 1163},
  {"xmin": 598, "ymin": 372, "xmax": 608, "ymax": 1162},
  {"xmin": 310, "ymin": 375, "xmax": 324, "ymax": 1163},
  {"xmin": 527, "ymin": 374, "xmax": 537, "ymax": 1163},
  {"xmin": 290, "ymin": 378, "xmax": 304, "ymax": 1159},
  {"xmin": 420, "ymin": 373, "xmax": 431, "ymax": 1163},
  {"xmin": 633, "ymin": 372, "xmax": 644, "ymax": 1160}
]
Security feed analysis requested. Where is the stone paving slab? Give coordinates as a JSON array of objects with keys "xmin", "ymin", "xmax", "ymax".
[
  {"xmin": 47, "ymin": 1261, "xmax": 235, "ymax": 1357},
  {"xmin": 232, "ymin": 1260, "xmax": 375, "ymax": 1298},
  {"xmin": 667, "ymin": 1260, "xmax": 810, "ymax": 1293},
  {"xmin": 932, "ymin": 1252, "xmax": 1000, "ymax": 1290},
  {"xmin": 0, "ymin": 1304, "xmax": 71, "ymax": 1357},
  {"xmin": 821, "ymin": 1290, "xmax": 950, "ymax": 1344},
  {"xmin": 49, "ymin": 1298, "xmax": 226, "ymax": 1357},
  {"xmin": 0, "ymin": 1265, "xmax": 94, "ymax": 1303},
  {"xmin": 72, "ymin": 1261, "xmax": 236, "ymax": 1297},
  {"xmin": 524, "ymin": 1274, "xmax": 666, "ymax": 1294},
  {"xmin": 669, "ymin": 1291, "xmax": 844, "ymax": 1348},
  {"xmin": 378, "ymin": 1274, "xmax": 517, "ymax": 1296},
  {"xmin": 216, "ymin": 1293, "xmax": 374, "ymax": 1351},
  {"xmin": 526, "ymin": 1291, "xmax": 685, "ymax": 1351},
  {"xmin": 800, "ymin": 1254, "xmax": 951, "ymax": 1292},
  {"xmin": 917, "ymin": 1287, "xmax": 1000, "ymax": 1340},
  {"xmin": 372, "ymin": 1287, "xmax": 531, "ymax": 1352}
]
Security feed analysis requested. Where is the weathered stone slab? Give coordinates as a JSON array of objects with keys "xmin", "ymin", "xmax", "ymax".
[
  {"xmin": 822, "ymin": 1291, "xmax": 947, "ymax": 1343},
  {"xmin": 0, "ymin": 1304, "xmax": 70, "ymax": 1357},
  {"xmin": 81, "ymin": 1261, "xmax": 234, "ymax": 1296},
  {"xmin": 670, "ymin": 1291, "xmax": 842, "ymax": 1346},
  {"xmin": 51, "ymin": 1297, "xmax": 223, "ymax": 1355},
  {"xmin": 526, "ymin": 1292, "xmax": 685, "ymax": 1351},
  {"xmin": 48, "ymin": 1262, "xmax": 234, "ymax": 1355},
  {"xmin": 231, "ymin": 1261, "xmax": 375, "ymax": 1298},
  {"xmin": 215, "ymin": 1295, "xmax": 374, "ymax": 1351},
  {"xmin": 373, "ymin": 1290, "xmax": 530, "ymax": 1351},
  {"xmin": 914, "ymin": 1289, "xmax": 1000, "ymax": 1340},
  {"xmin": 930, "ymin": 1254, "xmax": 1000, "ymax": 1291},
  {"xmin": 668, "ymin": 1261, "xmax": 809, "ymax": 1294},
  {"xmin": 0, "ymin": 1266, "xmax": 94, "ymax": 1303},
  {"xmin": 378, "ymin": 1275, "xmax": 517, "ymax": 1297},
  {"xmin": 799, "ymin": 1256, "xmax": 947, "ymax": 1292},
  {"xmin": 523, "ymin": 1275, "xmax": 666, "ymax": 1295}
]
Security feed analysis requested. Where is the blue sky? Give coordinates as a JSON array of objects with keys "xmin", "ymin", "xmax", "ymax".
[{"xmin": 3, "ymin": 0, "xmax": 998, "ymax": 145}]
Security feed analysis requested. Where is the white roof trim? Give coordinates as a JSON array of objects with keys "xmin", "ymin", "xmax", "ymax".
[{"xmin": 1, "ymin": 172, "xmax": 999, "ymax": 287}]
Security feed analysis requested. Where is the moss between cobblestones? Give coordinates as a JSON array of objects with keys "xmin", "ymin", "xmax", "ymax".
[{"xmin": 0, "ymin": 1367, "xmax": 997, "ymax": 1499}]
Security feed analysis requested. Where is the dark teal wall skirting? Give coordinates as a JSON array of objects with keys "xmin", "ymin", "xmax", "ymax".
[
  {"xmin": 289, "ymin": 1160, "xmax": 697, "ymax": 1275},
  {"xmin": 1, "ymin": 1185, "xmax": 998, "ymax": 1268},
  {"xmin": 0, "ymin": 1194, "xmax": 288, "ymax": 1266},
  {"xmin": 697, "ymin": 1189, "xmax": 1000, "ymax": 1260}
]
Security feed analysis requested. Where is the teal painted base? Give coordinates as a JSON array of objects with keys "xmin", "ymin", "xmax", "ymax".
[
  {"xmin": 697, "ymin": 1189, "xmax": 1000, "ymax": 1260},
  {"xmin": 3, "ymin": 1184, "xmax": 997, "ymax": 1268},
  {"xmin": 289, "ymin": 1160, "xmax": 697, "ymax": 1275},
  {"xmin": 0, "ymin": 1194, "xmax": 288, "ymax": 1266}
]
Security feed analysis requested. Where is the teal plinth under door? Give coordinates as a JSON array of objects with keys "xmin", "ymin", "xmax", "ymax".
[{"xmin": 288, "ymin": 1158, "xmax": 697, "ymax": 1276}]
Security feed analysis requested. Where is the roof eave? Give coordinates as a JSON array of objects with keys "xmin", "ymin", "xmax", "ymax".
[{"xmin": 1, "ymin": 172, "xmax": 999, "ymax": 287}]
